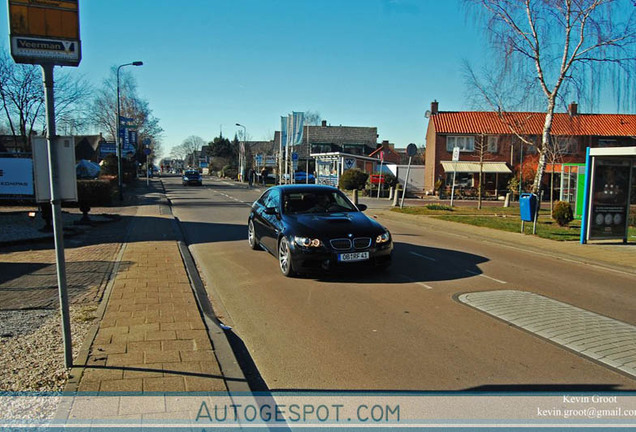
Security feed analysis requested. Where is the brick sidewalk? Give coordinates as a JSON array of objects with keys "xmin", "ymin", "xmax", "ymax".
[{"xmin": 67, "ymin": 187, "xmax": 227, "ymax": 393}]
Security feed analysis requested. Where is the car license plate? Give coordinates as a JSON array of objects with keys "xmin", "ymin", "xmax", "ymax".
[{"xmin": 338, "ymin": 251, "xmax": 369, "ymax": 262}]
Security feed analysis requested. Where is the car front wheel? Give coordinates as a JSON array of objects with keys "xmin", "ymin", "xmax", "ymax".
[{"xmin": 278, "ymin": 237, "xmax": 296, "ymax": 277}]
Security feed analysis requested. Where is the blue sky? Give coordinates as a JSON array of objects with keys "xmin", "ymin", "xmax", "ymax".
[{"xmin": 1, "ymin": 0, "xmax": 625, "ymax": 156}]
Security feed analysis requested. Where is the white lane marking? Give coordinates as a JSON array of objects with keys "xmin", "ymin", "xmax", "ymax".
[
  {"xmin": 465, "ymin": 270, "xmax": 507, "ymax": 284},
  {"xmin": 399, "ymin": 274, "xmax": 433, "ymax": 290},
  {"xmin": 409, "ymin": 251, "xmax": 437, "ymax": 262}
]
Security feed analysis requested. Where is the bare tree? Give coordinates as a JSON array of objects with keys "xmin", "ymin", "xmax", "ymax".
[
  {"xmin": 474, "ymin": 134, "xmax": 498, "ymax": 209},
  {"xmin": 304, "ymin": 110, "xmax": 322, "ymax": 126},
  {"xmin": 88, "ymin": 66, "xmax": 163, "ymax": 150},
  {"xmin": 170, "ymin": 143, "xmax": 188, "ymax": 160},
  {"xmin": 0, "ymin": 48, "xmax": 91, "ymax": 144},
  {"xmin": 465, "ymin": 0, "xmax": 636, "ymax": 193},
  {"xmin": 545, "ymin": 136, "xmax": 571, "ymax": 213},
  {"xmin": 181, "ymin": 135, "xmax": 206, "ymax": 155}
]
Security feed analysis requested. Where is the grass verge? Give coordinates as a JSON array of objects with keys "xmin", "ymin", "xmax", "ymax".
[{"xmin": 392, "ymin": 205, "xmax": 636, "ymax": 242}]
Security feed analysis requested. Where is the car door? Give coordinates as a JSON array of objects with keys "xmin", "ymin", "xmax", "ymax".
[
  {"xmin": 259, "ymin": 189, "xmax": 282, "ymax": 253},
  {"xmin": 251, "ymin": 190, "xmax": 271, "ymax": 245}
]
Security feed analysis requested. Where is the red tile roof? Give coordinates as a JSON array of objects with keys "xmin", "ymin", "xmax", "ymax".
[{"xmin": 431, "ymin": 111, "xmax": 636, "ymax": 137}]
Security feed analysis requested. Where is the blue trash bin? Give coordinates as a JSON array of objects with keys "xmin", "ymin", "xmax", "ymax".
[{"xmin": 519, "ymin": 193, "xmax": 538, "ymax": 222}]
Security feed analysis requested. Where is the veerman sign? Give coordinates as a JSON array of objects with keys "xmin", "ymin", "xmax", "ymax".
[{"xmin": 8, "ymin": 0, "xmax": 81, "ymax": 66}]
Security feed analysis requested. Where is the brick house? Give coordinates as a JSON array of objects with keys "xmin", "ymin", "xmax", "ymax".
[
  {"xmin": 275, "ymin": 120, "xmax": 379, "ymax": 177},
  {"xmin": 368, "ymin": 140, "xmax": 401, "ymax": 164},
  {"xmin": 424, "ymin": 101, "xmax": 636, "ymax": 196},
  {"xmin": 290, "ymin": 120, "xmax": 378, "ymax": 161}
]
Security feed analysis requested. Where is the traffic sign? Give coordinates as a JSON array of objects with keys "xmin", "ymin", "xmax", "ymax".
[
  {"xmin": 452, "ymin": 146, "xmax": 460, "ymax": 162},
  {"xmin": 292, "ymin": 152, "xmax": 298, "ymax": 161},
  {"xmin": 406, "ymin": 143, "xmax": 418, "ymax": 157},
  {"xmin": 143, "ymin": 147, "xmax": 151, "ymax": 156}
]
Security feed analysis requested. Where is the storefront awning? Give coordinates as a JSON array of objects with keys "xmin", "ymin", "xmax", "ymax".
[{"xmin": 440, "ymin": 161, "xmax": 512, "ymax": 174}]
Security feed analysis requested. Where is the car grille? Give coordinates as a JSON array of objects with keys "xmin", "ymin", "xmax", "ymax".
[
  {"xmin": 353, "ymin": 237, "xmax": 372, "ymax": 249},
  {"xmin": 330, "ymin": 237, "xmax": 372, "ymax": 251}
]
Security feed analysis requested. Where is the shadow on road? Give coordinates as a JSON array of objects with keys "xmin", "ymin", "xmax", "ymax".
[
  {"xmin": 306, "ymin": 241, "xmax": 488, "ymax": 285},
  {"xmin": 177, "ymin": 220, "xmax": 247, "ymax": 245}
]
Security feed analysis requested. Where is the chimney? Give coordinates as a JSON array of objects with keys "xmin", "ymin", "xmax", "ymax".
[
  {"xmin": 321, "ymin": 120, "xmax": 327, "ymax": 127},
  {"xmin": 431, "ymin": 100, "xmax": 439, "ymax": 115},
  {"xmin": 568, "ymin": 102, "xmax": 578, "ymax": 116}
]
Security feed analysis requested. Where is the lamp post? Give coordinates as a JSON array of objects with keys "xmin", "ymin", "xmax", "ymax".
[
  {"xmin": 117, "ymin": 61, "xmax": 143, "ymax": 201},
  {"xmin": 236, "ymin": 123, "xmax": 247, "ymax": 182}
]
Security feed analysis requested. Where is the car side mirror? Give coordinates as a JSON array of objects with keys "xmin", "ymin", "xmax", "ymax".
[
  {"xmin": 357, "ymin": 204, "xmax": 367, "ymax": 211},
  {"xmin": 264, "ymin": 207, "xmax": 279, "ymax": 215}
]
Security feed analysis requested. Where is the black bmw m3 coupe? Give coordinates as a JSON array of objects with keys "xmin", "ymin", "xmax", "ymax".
[{"xmin": 248, "ymin": 184, "xmax": 393, "ymax": 277}]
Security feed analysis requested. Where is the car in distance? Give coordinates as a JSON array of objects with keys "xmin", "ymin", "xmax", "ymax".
[
  {"xmin": 293, "ymin": 171, "xmax": 316, "ymax": 183},
  {"xmin": 248, "ymin": 184, "xmax": 392, "ymax": 277},
  {"xmin": 182, "ymin": 169, "xmax": 202, "ymax": 186}
]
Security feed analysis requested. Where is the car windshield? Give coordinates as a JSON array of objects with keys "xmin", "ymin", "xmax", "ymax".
[
  {"xmin": 184, "ymin": 171, "xmax": 199, "ymax": 176},
  {"xmin": 282, "ymin": 190, "xmax": 357, "ymax": 214}
]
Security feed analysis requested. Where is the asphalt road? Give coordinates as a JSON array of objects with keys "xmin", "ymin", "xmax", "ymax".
[{"xmin": 164, "ymin": 176, "xmax": 636, "ymax": 391}]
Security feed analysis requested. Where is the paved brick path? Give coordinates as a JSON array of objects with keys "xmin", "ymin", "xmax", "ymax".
[{"xmin": 71, "ymin": 192, "xmax": 227, "ymax": 392}]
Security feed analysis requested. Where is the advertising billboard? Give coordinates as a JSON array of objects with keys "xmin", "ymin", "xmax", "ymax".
[
  {"xmin": 588, "ymin": 158, "xmax": 632, "ymax": 240},
  {"xmin": 0, "ymin": 158, "xmax": 34, "ymax": 196}
]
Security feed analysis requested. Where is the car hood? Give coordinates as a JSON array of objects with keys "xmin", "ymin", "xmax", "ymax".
[{"xmin": 284, "ymin": 212, "xmax": 385, "ymax": 238}]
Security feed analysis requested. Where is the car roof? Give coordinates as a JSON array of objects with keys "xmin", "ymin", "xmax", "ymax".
[{"xmin": 273, "ymin": 184, "xmax": 338, "ymax": 193}]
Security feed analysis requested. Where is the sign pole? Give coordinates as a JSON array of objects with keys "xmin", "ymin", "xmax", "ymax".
[
  {"xmin": 377, "ymin": 153, "xmax": 384, "ymax": 199},
  {"xmin": 450, "ymin": 146, "xmax": 460, "ymax": 207},
  {"xmin": 400, "ymin": 156, "xmax": 412, "ymax": 209},
  {"xmin": 42, "ymin": 63, "xmax": 73, "ymax": 368}
]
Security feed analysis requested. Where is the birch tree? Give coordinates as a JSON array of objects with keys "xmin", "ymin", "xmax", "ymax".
[{"xmin": 465, "ymin": 0, "xmax": 636, "ymax": 193}]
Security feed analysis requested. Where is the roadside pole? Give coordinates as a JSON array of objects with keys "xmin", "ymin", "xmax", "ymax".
[
  {"xmin": 400, "ymin": 143, "xmax": 418, "ymax": 209},
  {"xmin": 450, "ymin": 146, "xmax": 459, "ymax": 207},
  {"xmin": 377, "ymin": 151, "xmax": 384, "ymax": 199},
  {"xmin": 144, "ymin": 146, "xmax": 152, "ymax": 187},
  {"xmin": 400, "ymin": 157, "xmax": 412, "ymax": 208},
  {"xmin": 42, "ymin": 64, "xmax": 73, "ymax": 368},
  {"xmin": 8, "ymin": 0, "xmax": 82, "ymax": 369}
]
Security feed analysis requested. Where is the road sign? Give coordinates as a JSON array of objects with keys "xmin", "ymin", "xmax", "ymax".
[
  {"xmin": 406, "ymin": 143, "xmax": 418, "ymax": 157},
  {"xmin": 143, "ymin": 147, "xmax": 152, "ymax": 156},
  {"xmin": 452, "ymin": 146, "xmax": 460, "ymax": 162},
  {"xmin": 292, "ymin": 152, "xmax": 298, "ymax": 161},
  {"xmin": 8, "ymin": 0, "xmax": 81, "ymax": 66}
]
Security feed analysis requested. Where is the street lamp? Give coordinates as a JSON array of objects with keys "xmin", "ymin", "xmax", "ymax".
[
  {"xmin": 236, "ymin": 123, "xmax": 247, "ymax": 182},
  {"xmin": 117, "ymin": 61, "xmax": 143, "ymax": 201}
]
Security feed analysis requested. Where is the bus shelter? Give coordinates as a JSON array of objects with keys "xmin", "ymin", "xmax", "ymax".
[
  {"xmin": 580, "ymin": 147, "xmax": 636, "ymax": 244},
  {"xmin": 311, "ymin": 152, "xmax": 381, "ymax": 187}
]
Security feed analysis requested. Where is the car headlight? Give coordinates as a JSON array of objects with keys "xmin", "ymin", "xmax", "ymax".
[
  {"xmin": 376, "ymin": 231, "xmax": 391, "ymax": 244},
  {"xmin": 294, "ymin": 236, "xmax": 322, "ymax": 248}
]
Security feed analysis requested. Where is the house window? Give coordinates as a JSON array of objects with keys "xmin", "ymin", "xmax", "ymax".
[
  {"xmin": 446, "ymin": 136, "xmax": 475, "ymax": 152},
  {"xmin": 554, "ymin": 137, "xmax": 578, "ymax": 154},
  {"xmin": 487, "ymin": 136, "xmax": 499, "ymax": 153}
]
